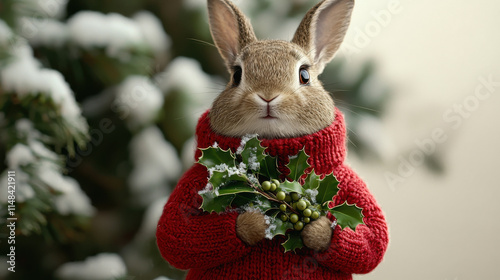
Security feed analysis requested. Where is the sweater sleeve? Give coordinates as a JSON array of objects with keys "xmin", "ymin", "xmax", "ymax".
[
  {"xmin": 315, "ymin": 165, "xmax": 389, "ymax": 274},
  {"xmin": 156, "ymin": 163, "xmax": 251, "ymax": 270}
]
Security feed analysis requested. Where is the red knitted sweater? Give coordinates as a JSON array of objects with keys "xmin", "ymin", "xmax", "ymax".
[{"xmin": 156, "ymin": 108, "xmax": 389, "ymax": 279}]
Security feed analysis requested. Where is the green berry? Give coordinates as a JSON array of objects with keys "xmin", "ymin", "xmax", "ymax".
[
  {"xmin": 272, "ymin": 179, "xmax": 280, "ymax": 187},
  {"xmin": 294, "ymin": 221, "xmax": 304, "ymax": 231},
  {"xmin": 303, "ymin": 217, "xmax": 311, "ymax": 223},
  {"xmin": 270, "ymin": 183, "xmax": 277, "ymax": 192},
  {"xmin": 280, "ymin": 214, "xmax": 288, "ymax": 222},
  {"xmin": 292, "ymin": 202, "xmax": 297, "ymax": 210},
  {"xmin": 291, "ymin": 192, "xmax": 300, "ymax": 201},
  {"xmin": 290, "ymin": 214, "xmax": 299, "ymax": 223},
  {"xmin": 262, "ymin": 181, "xmax": 271, "ymax": 191},
  {"xmin": 305, "ymin": 200, "xmax": 311, "ymax": 207},
  {"xmin": 303, "ymin": 209, "xmax": 312, "ymax": 217},
  {"xmin": 297, "ymin": 200, "xmax": 307, "ymax": 211},
  {"xmin": 284, "ymin": 195, "xmax": 292, "ymax": 203},
  {"xmin": 311, "ymin": 211, "xmax": 320, "ymax": 220},
  {"xmin": 279, "ymin": 204, "xmax": 287, "ymax": 212},
  {"xmin": 276, "ymin": 191, "xmax": 286, "ymax": 201}
]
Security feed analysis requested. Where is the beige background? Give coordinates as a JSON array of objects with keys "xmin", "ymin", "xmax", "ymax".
[{"xmin": 335, "ymin": 0, "xmax": 500, "ymax": 279}]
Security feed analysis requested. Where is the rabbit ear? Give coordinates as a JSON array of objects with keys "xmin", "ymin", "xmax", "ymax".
[
  {"xmin": 207, "ymin": 0, "xmax": 257, "ymax": 69},
  {"xmin": 292, "ymin": 0, "xmax": 354, "ymax": 73}
]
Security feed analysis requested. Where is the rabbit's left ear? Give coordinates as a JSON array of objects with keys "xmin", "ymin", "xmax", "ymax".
[
  {"xmin": 292, "ymin": 0, "xmax": 354, "ymax": 73},
  {"xmin": 207, "ymin": 0, "xmax": 257, "ymax": 70}
]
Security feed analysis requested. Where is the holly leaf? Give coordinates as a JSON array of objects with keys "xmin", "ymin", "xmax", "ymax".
[
  {"xmin": 329, "ymin": 202, "xmax": 365, "ymax": 231},
  {"xmin": 280, "ymin": 180, "xmax": 304, "ymax": 195},
  {"xmin": 259, "ymin": 155, "xmax": 279, "ymax": 180},
  {"xmin": 231, "ymin": 194, "xmax": 273, "ymax": 213},
  {"xmin": 209, "ymin": 170, "xmax": 247, "ymax": 189},
  {"xmin": 282, "ymin": 231, "xmax": 304, "ymax": 253},
  {"xmin": 218, "ymin": 181, "xmax": 256, "ymax": 196},
  {"xmin": 240, "ymin": 136, "xmax": 266, "ymax": 171},
  {"xmin": 267, "ymin": 217, "xmax": 293, "ymax": 238},
  {"xmin": 199, "ymin": 191, "xmax": 236, "ymax": 213},
  {"xmin": 286, "ymin": 149, "xmax": 310, "ymax": 181},
  {"xmin": 304, "ymin": 170, "xmax": 320, "ymax": 190},
  {"xmin": 198, "ymin": 147, "xmax": 235, "ymax": 169},
  {"xmin": 316, "ymin": 173, "xmax": 339, "ymax": 207},
  {"xmin": 231, "ymin": 193, "xmax": 255, "ymax": 206}
]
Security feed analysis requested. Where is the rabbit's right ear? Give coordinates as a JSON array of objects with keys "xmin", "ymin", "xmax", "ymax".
[
  {"xmin": 207, "ymin": 0, "xmax": 257, "ymax": 70},
  {"xmin": 292, "ymin": 0, "xmax": 354, "ymax": 73}
]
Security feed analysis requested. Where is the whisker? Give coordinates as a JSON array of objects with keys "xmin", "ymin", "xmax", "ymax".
[
  {"xmin": 336, "ymin": 101, "xmax": 380, "ymax": 113},
  {"xmin": 187, "ymin": 38, "xmax": 217, "ymax": 48}
]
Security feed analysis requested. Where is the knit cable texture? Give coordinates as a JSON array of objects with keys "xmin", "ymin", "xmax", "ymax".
[{"xmin": 156, "ymin": 108, "xmax": 389, "ymax": 280}]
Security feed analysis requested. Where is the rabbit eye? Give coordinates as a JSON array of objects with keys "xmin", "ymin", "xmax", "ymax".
[
  {"xmin": 232, "ymin": 66, "xmax": 242, "ymax": 87},
  {"xmin": 299, "ymin": 67, "xmax": 310, "ymax": 85}
]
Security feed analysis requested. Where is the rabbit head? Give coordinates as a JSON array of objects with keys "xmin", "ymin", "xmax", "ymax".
[{"xmin": 207, "ymin": 0, "xmax": 354, "ymax": 138}]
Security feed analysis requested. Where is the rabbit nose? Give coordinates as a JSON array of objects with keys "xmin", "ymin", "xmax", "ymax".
[{"xmin": 258, "ymin": 95, "xmax": 278, "ymax": 103}]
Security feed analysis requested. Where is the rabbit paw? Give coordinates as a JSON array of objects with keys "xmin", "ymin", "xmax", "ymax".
[
  {"xmin": 236, "ymin": 211, "xmax": 267, "ymax": 246},
  {"xmin": 301, "ymin": 216, "xmax": 333, "ymax": 252}
]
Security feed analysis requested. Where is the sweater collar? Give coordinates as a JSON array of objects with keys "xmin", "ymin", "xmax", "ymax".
[{"xmin": 195, "ymin": 107, "xmax": 347, "ymax": 176}]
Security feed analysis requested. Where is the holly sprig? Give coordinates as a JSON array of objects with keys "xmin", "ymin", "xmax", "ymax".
[{"xmin": 197, "ymin": 135, "xmax": 364, "ymax": 252}]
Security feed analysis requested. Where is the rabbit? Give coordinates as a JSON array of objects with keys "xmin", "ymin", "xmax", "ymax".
[
  {"xmin": 156, "ymin": 0, "xmax": 389, "ymax": 279},
  {"xmin": 207, "ymin": 0, "xmax": 354, "ymax": 250}
]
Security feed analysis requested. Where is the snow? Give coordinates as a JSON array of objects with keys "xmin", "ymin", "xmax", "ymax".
[
  {"xmin": 0, "ymin": 44, "xmax": 87, "ymax": 132},
  {"xmin": 198, "ymin": 183, "xmax": 213, "ymax": 195},
  {"xmin": 20, "ymin": 17, "xmax": 68, "ymax": 47},
  {"xmin": 154, "ymin": 277, "xmax": 175, "ymax": 280},
  {"xmin": 0, "ymin": 20, "xmax": 13, "ymax": 44},
  {"xmin": 36, "ymin": 161, "xmax": 65, "ymax": 188},
  {"xmin": 246, "ymin": 147, "xmax": 260, "ymax": 171},
  {"xmin": 55, "ymin": 253, "xmax": 127, "ymax": 280},
  {"xmin": 157, "ymin": 57, "xmax": 216, "ymax": 94},
  {"xmin": 236, "ymin": 134, "xmax": 258, "ymax": 154},
  {"xmin": 29, "ymin": 140, "xmax": 59, "ymax": 161},
  {"xmin": 0, "ymin": 170, "xmax": 35, "ymax": 203},
  {"xmin": 155, "ymin": 57, "xmax": 220, "ymax": 128},
  {"xmin": 53, "ymin": 176, "xmax": 95, "ymax": 216},
  {"xmin": 128, "ymin": 126, "xmax": 181, "ymax": 205},
  {"xmin": 67, "ymin": 11, "xmax": 144, "ymax": 58},
  {"xmin": 6, "ymin": 144, "xmax": 35, "ymax": 168},
  {"xmin": 35, "ymin": 161, "xmax": 94, "ymax": 216},
  {"xmin": 28, "ymin": 0, "xmax": 68, "ymax": 19},
  {"xmin": 331, "ymin": 220, "xmax": 338, "ymax": 229},
  {"xmin": 133, "ymin": 11, "xmax": 171, "ymax": 58},
  {"xmin": 305, "ymin": 188, "xmax": 319, "ymax": 204},
  {"xmin": 247, "ymin": 173, "xmax": 260, "ymax": 186},
  {"xmin": 264, "ymin": 215, "xmax": 276, "ymax": 240},
  {"xmin": 115, "ymin": 75, "xmax": 164, "ymax": 129},
  {"xmin": 207, "ymin": 162, "xmax": 247, "ymax": 179},
  {"xmin": 15, "ymin": 119, "xmax": 41, "ymax": 140}
]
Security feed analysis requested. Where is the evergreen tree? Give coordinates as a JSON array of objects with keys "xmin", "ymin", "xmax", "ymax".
[{"xmin": 0, "ymin": 1, "xmax": 401, "ymax": 279}]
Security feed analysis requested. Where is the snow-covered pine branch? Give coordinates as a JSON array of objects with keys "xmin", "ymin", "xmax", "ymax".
[{"xmin": 0, "ymin": 120, "xmax": 94, "ymax": 235}]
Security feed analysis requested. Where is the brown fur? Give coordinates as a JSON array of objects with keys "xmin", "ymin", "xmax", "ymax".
[
  {"xmin": 293, "ymin": 0, "xmax": 355, "ymax": 72},
  {"xmin": 208, "ymin": 0, "xmax": 354, "ymax": 249},
  {"xmin": 210, "ymin": 39, "xmax": 335, "ymax": 138},
  {"xmin": 207, "ymin": 0, "xmax": 354, "ymax": 139},
  {"xmin": 301, "ymin": 216, "xmax": 333, "ymax": 252},
  {"xmin": 236, "ymin": 211, "xmax": 267, "ymax": 246},
  {"xmin": 207, "ymin": 0, "xmax": 257, "ymax": 69}
]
